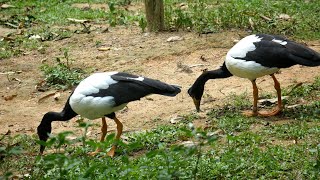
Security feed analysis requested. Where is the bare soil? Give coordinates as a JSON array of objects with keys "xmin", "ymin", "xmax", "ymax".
[{"xmin": 1, "ymin": 23, "xmax": 320, "ymax": 142}]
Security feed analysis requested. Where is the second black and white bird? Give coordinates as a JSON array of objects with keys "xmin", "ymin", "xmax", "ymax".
[
  {"xmin": 37, "ymin": 72, "xmax": 181, "ymax": 157},
  {"xmin": 188, "ymin": 34, "xmax": 320, "ymax": 116}
]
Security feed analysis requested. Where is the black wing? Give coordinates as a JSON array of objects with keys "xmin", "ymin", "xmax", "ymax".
[
  {"xmin": 240, "ymin": 34, "xmax": 320, "ymax": 68},
  {"xmin": 90, "ymin": 72, "xmax": 181, "ymax": 106}
]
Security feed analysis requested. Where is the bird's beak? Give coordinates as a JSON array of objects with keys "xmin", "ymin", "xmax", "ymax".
[
  {"xmin": 192, "ymin": 97, "xmax": 201, "ymax": 112},
  {"xmin": 39, "ymin": 145, "xmax": 45, "ymax": 155}
]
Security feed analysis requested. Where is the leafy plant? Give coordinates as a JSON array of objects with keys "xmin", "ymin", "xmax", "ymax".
[
  {"xmin": 40, "ymin": 48, "xmax": 86, "ymax": 90},
  {"xmin": 163, "ymin": 0, "xmax": 320, "ymax": 39},
  {"xmin": 137, "ymin": 14, "xmax": 147, "ymax": 32},
  {"xmin": 107, "ymin": 1, "xmax": 129, "ymax": 27}
]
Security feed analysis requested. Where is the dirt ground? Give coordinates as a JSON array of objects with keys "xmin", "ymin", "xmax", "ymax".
[{"xmin": 1, "ymin": 22, "xmax": 320, "ymax": 141}]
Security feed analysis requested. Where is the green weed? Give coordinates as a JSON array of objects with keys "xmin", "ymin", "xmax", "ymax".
[
  {"xmin": 163, "ymin": 0, "xmax": 320, "ymax": 39},
  {"xmin": 40, "ymin": 48, "xmax": 86, "ymax": 90}
]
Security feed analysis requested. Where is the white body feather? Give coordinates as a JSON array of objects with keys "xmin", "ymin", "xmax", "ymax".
[
  {"xmin": 69, "ymin": 72, "xmax": 127, "ymax": 119},
  {"xmin": 225, "ymin": 35, "xmax": 279, "ymax": 80}
]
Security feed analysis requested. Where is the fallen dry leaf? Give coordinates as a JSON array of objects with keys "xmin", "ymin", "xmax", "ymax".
[
  {"xmin": 1, "ymin": 4, "xmax": 15, "ymax": 9},
  {"xmin": 170, "ymin": 116, "xmax": 184, "ymax": 124},
  {"xmin": 97, "ymin": 47, "xmax": 111, "ymax": 51},
  {"xmin": 11, "ymin": 77, "xmax": 22, "ymax": 83},
  {"xmin": 278, "ymin": 14, "xmax": 291, "ymax": 20},
  {"xmin": 249, "ymin": 18, "xmax": 254, "ymax": 29},
  {"xmin": 180, "ymin": 141, "xmax": 198, "ymax": 147},
  {"xmin": 67, "ymin": 18, "xmax": 89, "ymax": 23},
  {"xmin": 167, "ymin": 36, "xmax": 184, "ymax": 42},
  {"xmin": 38, "ymin": 91, "xmax": 58, "ymax": 103},
  {"xmin": 258, "ymin": 96, "xmax": 288, "ymax": 105},
  {"xmin": 260, "ymin": 14, "xmax": 272, "ymax": 21},
  {"xmin": 3, "ymin": 94, "xmax": 17, "ymax": 101},
  {"xmin": 54, "ymin": 92, "xmax": 61, "ymax": 101},
  {"xmin": 5, "ymin": 130, "xmax": 11, "ymax": 135}
]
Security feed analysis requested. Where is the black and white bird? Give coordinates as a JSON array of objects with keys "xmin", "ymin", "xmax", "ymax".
[
  {"xmin": 188, "ymin": 34, "xmax": 320, "ymax": 116},
  {"xmin": 37, "ymin": 72, "xmax": 181, "ymax": 157}
]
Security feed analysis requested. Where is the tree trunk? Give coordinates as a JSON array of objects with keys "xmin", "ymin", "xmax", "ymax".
[{"xmin": 144, "ymin": 0, "xmax": 164, "ymax": 32}]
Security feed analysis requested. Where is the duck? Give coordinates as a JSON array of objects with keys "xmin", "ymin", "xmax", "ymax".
[
  {"xmin": 37, "ymin": 71, "xmax": 181, "ymax": 157},
  {"xmin": 188, "ymin": 34, "xmax": 320, "ymax": 116}
]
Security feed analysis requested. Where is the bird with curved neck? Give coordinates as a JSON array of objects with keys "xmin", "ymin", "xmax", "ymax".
[
  {"xmin": 37, "ymin": 71, "xmax": 181, "ymax": 157},
  {"xmin": 188, "ymin": 34, "xmax": 320, "ymax": 116}
]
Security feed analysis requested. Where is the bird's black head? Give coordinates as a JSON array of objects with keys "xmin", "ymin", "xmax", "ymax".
[
  {"xmin": 188, "ymin": 69, "xmax": 210, "ymax": 112},
  {"xmin": 188, "ymin": 84, "xmax": 204, "ymax": 112},
  {"xmin": 37, "ymin": 112, "xmax": 55, "ymax": 154}
]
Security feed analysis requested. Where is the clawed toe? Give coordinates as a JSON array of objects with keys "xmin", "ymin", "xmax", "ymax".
[
  {"xmin": 242, "ymin": 110, "xmax": 258, "ymax": 117},
  {"xmin": 106, "ymin": 146, "xmax": 116, "ymax": 158},
  {"xmin": 88, "ymin": 148, "xmax": 102, "ymax": 156},
  {"xmin": 257, "ymin": 108, "xmax": 282, "ymax": 117},
  {"xmin": 243, "ymin": 107, "xmax": 282, "ymax": 117}
]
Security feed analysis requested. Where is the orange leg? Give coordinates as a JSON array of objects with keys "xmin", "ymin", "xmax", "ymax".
[
  {"xmin": 88, "ymin": 117, "xmax": 108, "ymax": 156},
  {"xmin": 243, "ymin": 79, "xmax": 259, "ymax": 117},
  {"xmin": 258, "ymin": 74, "xmax": 282, "ymax": 116},
  {"xmin": 106, "ymin": 116, "xmax": 123, "ymax": 158}
]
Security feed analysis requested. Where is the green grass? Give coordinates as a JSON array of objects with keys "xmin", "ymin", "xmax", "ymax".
[
  {"xmin": 39, "ymin": 48, "xmax": 87, "ymax": 90},
  {"xmin": 0, "ymin": 0, "xmax": 136, "ymax": 59},
  {"xmin": 1, "ymin": 76, "xmax": 320, "ymax": 179},
  {"xmin": 1, "ymin": 0, "xmax": 319, "ymax": 59},
  {"xmin": 164, "ymin": 0, "xmax": 320, "ymax": 39},
  {"xmin": 1, "ymin": 0, "xmax": 320, "ymax": 178}
]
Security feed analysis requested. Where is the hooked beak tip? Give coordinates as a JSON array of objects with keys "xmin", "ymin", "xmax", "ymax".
[{"xmin": 192, "ymin": 97, "xmax": 201, "ymax": 112}]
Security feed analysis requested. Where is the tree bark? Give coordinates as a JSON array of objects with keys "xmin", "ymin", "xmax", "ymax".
[{"xmin": 144, "ymin": 0, "xmax": 164, "ymax": 32}]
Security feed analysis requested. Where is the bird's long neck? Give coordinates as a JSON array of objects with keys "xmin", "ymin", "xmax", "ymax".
[
  {"xmin": 193, "ymin": 63, "xmax": 232, "ymax": 88},
  {"xmin": 40, "ymin": 98, "xmax": 78, "ymax": 125},
  {"xmin": 38, "ymin": 98, "xmax": 78, "ymax": 153}
]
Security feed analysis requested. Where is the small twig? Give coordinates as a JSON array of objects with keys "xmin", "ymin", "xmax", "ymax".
[
  {"xmin": 189, "ymin": 64, "xmax": 206, "ymax": 68},
  {"xmin": 11, "ymin": 77, "xmax": 21, "ymax": 83},
  {"xmin": 287, "ymin": 82, "xmax": 303, "ymax": 95},
  {"xmin": 0, "ymin": 71, "xmax": 17, "ymax": 75},
  {"xmin": 38, "ymin": 91, "xmax": 58, "ymax": 103},
  {"xmin": 5, "ymin": 22, "xmax": 18, "ymax": 28},
  {"xmin": 260, "ymin": 14, "xmax": 272, "ymax": 21},
  {"xmin": 218, "ymin": 88, "xmax": 227, "ymax": 96}
]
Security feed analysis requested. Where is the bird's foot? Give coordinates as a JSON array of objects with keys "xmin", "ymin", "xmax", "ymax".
[
  {"xmin": 243, "ymin": 107, "xmax": 282, "ymax": 117},
  {"xmin": 242, "ymin": 110, "xmax": 258, "ymax": 117},
  {"xmin": 257, "ymin": 107, "xmax": 282, "ymax": 117},
  {"xmin": 88, "ymin": 148, "xmax": 102, "ymax": 156},
  {"xmin": 106, "ymin": 146, "xmax": 116, "ymax": 158}
]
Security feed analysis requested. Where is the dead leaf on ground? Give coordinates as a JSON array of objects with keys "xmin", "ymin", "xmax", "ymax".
[
  {"xmin": 3, "ymin": 94, "xmax": 17, "ymax": 101},
  {"xmin": 207, "ymin": 129, "xmax": 224, "ymax": 136},
  {"xmin": 180, "ymin": 141, "xmax": 198, "ymax": 147},
  {"xmin": 249, "ymin": 18, "xmax": 254, "ymax": 30},
  {"xmin": 29, "ymin": 34, "xmax": 42, "ymax": 40},
  {"xmin": 5, "ymin": 130, "xmax": 11, "ymax": 135},
  {"xmin": 1, "ymin": 4, "xmax": 15, "ymax": 9},
  {"xmin": 178, "ymin": 3, "xmax": 188, "ymax": 10},
  {"xmin": 38, "ymin": 91, "xmax": 59, "ymax": 103},
  {"xmin": 170, "ymin": 116, "xmax": 184, "ymax": 124},
  {"xmin": 145, "ymin": 97, "xmax": 154, "ymax": 101},
  {"xmin": 287, "ymin": 104, "xmax": 303, "ymax": 109},
  {"xmin": 167, "ymin": 36, "xmax": 184, "ymax": 42},
  {"xmin": 0, "ymin": 71, "xmax": 15, "ymax": 75},
  {"xmin": 11, "ymin": 77, "xmax": 22, "ymax": 83},
  {"xmin": 260, "ymin": 15, "xmax": 272, "ymax": 21},
  {"xmin": 54, "ymin": 92, "xmax": 61, "ymax": 101},
  {"xmin": 258, "ymin": 96, "xmax": 288, "ymax": 106},
  {"xmin": 278, "ymin": 14, "xmax": 291, "ymax": 20},
  {"xmin": 67, "ymin": 18, "xmax": 89, "ymax": 23},
  {"xmin": 177, "ymin": 61, "xmax": 193, "ymax": 73},
  {"xmin": 101, "ymin": 27, "xmax": 109, "ymax": 33},
  {"xmin": 200, "ymin": 55, "xmax": 207, "ymax": 62},
  {"xmin": 97, "ymin": 47, "xmax": 111, "ymax": 51}
]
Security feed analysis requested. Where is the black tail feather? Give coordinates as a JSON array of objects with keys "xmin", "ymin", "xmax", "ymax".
[{"xmin": 286, "ymin": 41, "xmax": 320, "ymax": 67}]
